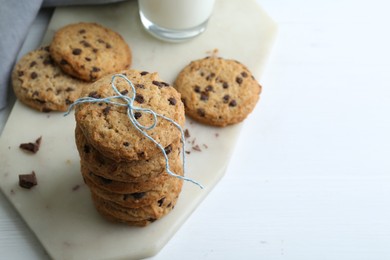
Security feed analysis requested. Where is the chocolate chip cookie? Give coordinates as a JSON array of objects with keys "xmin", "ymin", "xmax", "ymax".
[
  {"xmin": 174, "ymin": 57, "xmax": 262, "ymax": 126},
  {"xmin": 11, "ymin": 46, "xmax": 87, "ymax": 112},
  {"xmin": 75, "ymin": 69, "xmax": 185, "ymax": 162},
  {"xmin": 50, "ymin": 22, "xmax": 132, "ymax": 81}
]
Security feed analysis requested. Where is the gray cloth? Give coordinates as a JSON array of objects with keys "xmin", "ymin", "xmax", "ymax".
[{"xmin": 0, "ymin": 0, "xmax": 126, "ymax": 110}]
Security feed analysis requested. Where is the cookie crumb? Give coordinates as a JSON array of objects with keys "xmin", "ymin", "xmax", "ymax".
[
  {"xmin": 72, "ymin": 185, "xmax": 80, "ymax": 191},
  {"xmin": 184, "ymin": 129, "xmax": 190, "ymax": 138},
  {"xmin": 192, "ymin": 145, "xmax": 201, "ymax": 152},
  {"xmin": 19, "ymin": 171, "xmax": 37, "ymax": 189}
]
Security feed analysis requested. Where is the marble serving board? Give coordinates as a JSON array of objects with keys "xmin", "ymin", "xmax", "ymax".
[{"xmin": 0, "ymin": 0, "xmax": 277, "ymax": 259}]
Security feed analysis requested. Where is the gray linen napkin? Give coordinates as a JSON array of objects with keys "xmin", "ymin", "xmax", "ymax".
[{"xmin": 0, "ymin": 0, "xmax": 126, "ymax": 110}]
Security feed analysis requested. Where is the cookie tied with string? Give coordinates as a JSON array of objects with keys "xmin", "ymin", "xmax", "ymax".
[{"xmin": 75, "ymin": 70, "xmax": 185, "ymax": 162}]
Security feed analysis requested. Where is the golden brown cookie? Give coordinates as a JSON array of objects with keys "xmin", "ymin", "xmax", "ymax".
[
  {"xmin": 75, "ymin": 70, "xmax": 185, "ymax": 161},
  {"xmin": 75, "ymin": 125, "xmax": 182, "ymax": 182},
  {"xmin": 50, "ymin": 22, "xmax": 131, "ymax": 81},
  {"xmin": 11, "ymin": 46, "xmax": 88, "ymax": 112},
  {"xmin": 174, "ymin": 57, "xmax": 262, "ymax": 126}
]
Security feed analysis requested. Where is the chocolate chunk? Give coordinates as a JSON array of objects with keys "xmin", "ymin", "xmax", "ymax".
[
  {"xmin": 19, "ymin": 171, "xmax": 37, "ymax": 189},
  {"xmin": 79, "ymin": 29, "xmax": 86, "ymax": 34},
  {"xmin": 92, "ymin": 67, "xmax": 101, "ymax": 72},
  {"xmin": 65, "ymin": 87, "xmax": 75, "ymax": 92},
  {"xmin": 92, "ymin": 48, "xmax": 98, "ymax": 53},
  {"xmin": 223, "ymin": 82, "xmax": 229, "ymax": 89},
  {"xmin": 85, "ymin": 57, "xmax": 91, "ymax": 62},
  {"xmin": 134, "ymin": 112, "xmax": 142, "ymax": 119},
  {"xmin": 135, "ymin": 94, "xmax": 144, "ymax": 103},
  {"xmin": 102, "ymin": 106, "xmax": 111, "ymax": 115},
  {"xmin": 194, "ymin": 85, "xmax": 201, "ymax": 93},
  {"xmin": 241, "ymin": 71, "xmax": 248, "ymax": 78},
  {"xmin": 161, "ymin": 82, "xmax": 170, "ymax": 87},
  {"xmin": 168, "ymin": 97, "xmax": 177, "ymax": 105},
  {"xmin": 29, "ymin": 61, "xmax": 37, "ymax": 67},
  {"xmin": 30, "ymin": 72, "xmax": 38, "ymax": 79},
  {"xmin": 140, "ymin": 71, "xmax": 149, "ymax": 76},
  {"xmin": 184, "ymin": 129, "xmax": 190, "ymax": 138},
  {"xmin": 106, "ymin": 43, "xmax": 112, "ymax": 49},
  {"xmin": 164, "ymin": 144, "xmax": 172, "ymax": 155},
  {"xmin": 123, "ymin": 142, "xmax": 130, "ymax": 147},
  {"xmin": 157, "ymin": 197, "xmax": 165, "ymax": 207},
  {"xmin": 229, "ymin": 100, "xmax": 237, "ymax": 107},
  {"xmin": 72, "ymin": 48, "xmax": 82, "ymax": 55},
  {"xmin": 19, "ymin": 136, "xmax": 42, "ymax": 154},
  {"xmin": 223, "ymin": 94, "xmax": 230, "ymax": 103},
  {"xmin": 236, "ymin": 77, "xmax": 243, "ymax": 84},
  {"xmin": 197, "ymin": 108, "xmax": 206, "ymax": 117}
]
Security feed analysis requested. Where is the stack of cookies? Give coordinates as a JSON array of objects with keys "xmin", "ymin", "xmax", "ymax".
[
  {"xmin": 12, "ymin": 22, "xmax": 131, "ymax": 112},
  {"xmin": 74, "ymin": 69, "xmax": 186, "ymax": 226}
]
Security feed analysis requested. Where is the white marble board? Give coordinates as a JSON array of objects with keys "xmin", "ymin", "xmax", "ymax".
[{"xmin": 0, "ymin": 0, "xmax": 277, "ymax": 259}]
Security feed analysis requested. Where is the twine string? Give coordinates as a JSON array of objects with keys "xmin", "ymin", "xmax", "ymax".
[{"xmin": 65, "ymin": 74, "xmax": 203, "ymax": 189}]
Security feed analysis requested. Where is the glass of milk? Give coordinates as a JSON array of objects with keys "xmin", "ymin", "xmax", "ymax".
[{"xmin": 138, "ymin": 0, "xmax": 216, "ymax": 42}]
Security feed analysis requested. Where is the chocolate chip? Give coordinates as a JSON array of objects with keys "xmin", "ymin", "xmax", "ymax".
[
  {"xmin": 167, "ymin": 202, "xmax": 172, "ymax": 208},
  {"xmin": 206, "ymin": 73, "xmax": 216, "ymax": 81},
  {"xmin": 32, "ymin": 91, "xmax": 39, "ymax": 97},
  {"xmin": 223, "ymin": 94, "xmax": 230, "ymax": 103},
  {"xmin": 43, "ymin": 46, "xmax": 50, "ymax": 52},
  {"xmin": 168, "ymin": 97, "xmax": 177, "ymax": 105},
  {"xmin": 102, "ymin": 106, "xmax": 111, "ymax": 116},
  {"xmin": 241, "ymin": 71, "xmax": 248, "ymax": 78},
  {"xmin": 83, "ymin": 144, "xmax": 91, "ymax": 154},
  {"xmin": 80, "ymin": 40, "xmax": 91, "ymax": 47},
  {"xmin": 106, "ymin": 43, "xmax": 112, "ymax": 49},
  {"xmin": 152, "ymin": 81, "xmax": 162, "ymax": 87},
  {"xmin": 205, "ymin": 85, "xmax": 213, "ymax": 92},
  {"xmin": 97, "ymin": 39, "xmax": 105, "ymax": 44},
  {"xmin": 65, "ymin": 87, "xmax": 75, "ymax": 92},
  {"xmin": 200, "ymin": 92, "xmax": 208, "ymax": 101},
  {"xmin": 223, "ymin": 82, "xmax": 229, "ymax": 89},
  {"xmin": 79, "ymin": 29, "xmax": 86, "ymax": 34},
  {"xmin": 161, "ymin": 82, "xmax": 170, "ymax": 87},
  {"xmin": 197, "ymin": 108, "xmax": 206, "ymax": 117},
  {"xmin": 60, "ymin": 59, "xmax": 68, "ymax": 65},
  {"xmin": 123, "ymin": 142, "xmax": 130, "ymax": 147},
  {"xmin": 42, "ymin": 108, "xmax": 52, "ymax": 113},
  {"xmin": 19, "ymin": 171, "xmax": 37, "ymax": 189},
  {"xmin": 148, "ymin": 218, "xmax": 157, "ymax": 223},
  {"xmin": 194, "ymin": 85, "xmax": 201, "ymax": 93},
  {"xmin": 65, "ymin": 99, "xmax": 72, "ymax": 105},
  {"xmin": 43, "ymin": 57, "xmax": 54, "ymax": 65},
  {"xmin": 92, "ymin": 67, "xmax": 101, "ymax": 72},
  {"xmin": 135, "ymin": 94, "xmax": 144, "ymax": 103},
  {"xmin": 29, "ymin": 61, "xmax": 37, "ymax": 67},
  {"xmin": 134, "ymin": 112, "xmax": 142, "ymax": 119},
  {"xmin": 229, "ymin": 100, "xmax": 237, "ymax": 107},
  {"xmin": 236, "ymin": 77, "xmax": 243, "ymax": 84},
  {"xmin": 93, "ymin": 48, "xmax": 98, "ymax": 53},
  {"xmin": 120, "ymin": 89, "xmax": 129, "ymax": 95},
  {"xmin": 164, "ymin": 144, "xmax": 172, "ymax": 155},
  {"xmin": 158, "ymin": 197, "xmax": 165, "ymax": 207},
  {"xmin": 72, "ymin": 48, "xmax": 82, "ymax": 55},
  {"xmin": 135, "ymin": 84, "xmax": 145, "ymax": 89},
  {"xmin": 18, "ymin": 71, "xmax": 24, "ymax": 77},
  {"xmin": 125, "ymin": 192, "xmax": 146, "ymax": 200},
  {"xmin": 140, "ymin": 71, "xmax": 149, "ymax": 76},
  {"xmin": 85, "ymin": 57, "xmax": 91, "ymax": 62},
  {"xmin": 200, "ymin": 71, "xmax": 205, "ymax": 77},
  {"xmin": 30, "ymin": 72, "xmax": 38, "ymax": 79},
  {"xmin": 88, "ymin": 91, "xmax": 101, "ymax": 99}
]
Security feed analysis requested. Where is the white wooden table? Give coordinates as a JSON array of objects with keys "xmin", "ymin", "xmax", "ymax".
[{"xmin": 1, "ymin": 0, "xmax": 390, "ymax": 259}]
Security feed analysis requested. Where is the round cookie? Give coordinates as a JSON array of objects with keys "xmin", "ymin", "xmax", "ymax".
[
  {"xmin": 85, "ymin": 171, "xmax": 183, "ymax": 208},
  {"xmin": 50, "ymin": 22, "xmax": 131, "ymax": 81},
  {"xmin": 11, "ymin": 46, "xmax": 88, "ymax": 112},
  {"xmin": 174, "ymin": 57, "xmax": 262, "ymax": 126},
  {"xmin": 75, "ymin": 125, "xmax": 182, "ymax": 182},
  {"xmin": 75, "ymin": 69, "xmax": 185, "ymax": 161}
]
